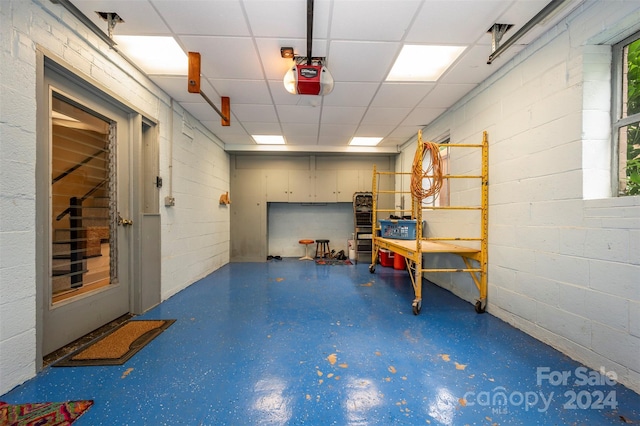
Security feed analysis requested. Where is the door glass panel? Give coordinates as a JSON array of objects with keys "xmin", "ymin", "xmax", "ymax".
[{"xmin": 51, "ymin": 94, "xmax": 115, "ymax": 303}]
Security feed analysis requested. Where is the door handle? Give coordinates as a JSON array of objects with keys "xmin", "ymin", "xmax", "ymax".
[{"xmin": 117, "ymin": 213, "xmax": 133, "ymax": 226}]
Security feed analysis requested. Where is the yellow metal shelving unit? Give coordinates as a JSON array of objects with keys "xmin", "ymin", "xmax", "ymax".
[{"xmin": 370, "ymin": 131, "xmax": 488, "ymax": 315}]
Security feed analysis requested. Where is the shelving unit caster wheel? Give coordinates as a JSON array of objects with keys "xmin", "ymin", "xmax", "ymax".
[
  {"xmin": 369, "ymin": 264, "xmax": 375, "ymax": 273},
  {"xmin": 474, "ymin": 300, "xmax": 486, "ymax": 314},
  {"xmin": 412, "ymin": 299, "xmax": 422, "ymax": 315}
]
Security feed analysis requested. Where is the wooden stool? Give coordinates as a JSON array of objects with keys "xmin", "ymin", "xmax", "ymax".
[
  {"xmin": 315, "ymin": 239, "xmax": 330, "ymax": 258},
  {"xmin": 299, "ymin": 239, "xmax": 314, "ymax": 261}
]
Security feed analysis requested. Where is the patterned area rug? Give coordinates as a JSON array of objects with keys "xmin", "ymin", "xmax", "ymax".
[
  {"xmin": 54, "ymin": 319, "xmax": 175, "ymax": 367},
  {"xmin": 0, "ymin": 400, "xmax": 93, "ymax": 425}
]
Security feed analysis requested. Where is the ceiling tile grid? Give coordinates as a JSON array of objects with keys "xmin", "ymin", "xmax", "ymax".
[{"xmin": 70, "ymin": 0, "xmax": 580, "ymax": 152}]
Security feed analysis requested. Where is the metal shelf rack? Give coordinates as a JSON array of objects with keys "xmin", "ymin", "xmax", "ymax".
[{"xmin": 369, "ymin": 131, "xmax": 488, "ymax": 315}]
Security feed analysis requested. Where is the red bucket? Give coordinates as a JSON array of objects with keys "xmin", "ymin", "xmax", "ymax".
[
  {"xmin": 379, "ymin": 249, "xmax": 394, "ymax": 267},
  {"xmin": 393, "ymin": 253, "xmax": 405, "ymax": 270}
]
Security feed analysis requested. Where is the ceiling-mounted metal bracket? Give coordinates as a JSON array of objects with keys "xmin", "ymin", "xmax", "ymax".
[
  {"xmin": 488, "ymin": 23, "xmax": 513, "ymax": 54},
  {"xmin": 293, "ymin": 56, "xmax": 327, "ymax": 66},
  {"xmin": 487, "ymin": 0, "xmax": 572, "ymax": 64},
  {"xmin": 50, "ymin": 0, "xmax": 116, "ymax": 48},
  {"xmin": 187, "ymin": 52, "xmax": 231, "ymax": 126},
  {"xmin": 96, "ymin": 12, "xmax": 124, "ymax": 40}
]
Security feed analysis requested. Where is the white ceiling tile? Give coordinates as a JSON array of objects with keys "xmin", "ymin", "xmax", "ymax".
[
  {"xmin": 321, "ymin": 106, "xmax": 367, "ymax": 125},
  {"xmin": 318, "ymin": 124, "xmax": 358, "ymax": 146},
  {"xmin": 149, "ymin": 76, "xmax": 196, "ymax": 102},
  {"xmin": 268, "ymin": 81, "xmax": 308, "ymax": 106},
  {"xmin": 151, "ymin": 0, "xmax": 250, "ymax": 36},
  {"xmin": 401, "ymin": 107, "xmax": 447, "ymax": 126},
  {"xmin": 322, "ymin": 82, "xmax": 379, "ymax": 107},
  {"xmin": 354, "ymin": 124, "xmax": 396, "ymax": 136},
  {"xmin": 370, "ymin": 83, "xmax": 435, "ymax": 108},
  {"xmin": 216, "ymin": 133, "xmax": 256, "ymax": 145},
  {"xmin": 361, "ymin": 107, "xmax": 413, "ymax": 125},
  {"xmin": 277, "ymin": 105, "xmax": 322, "ymax": 124},
  {"xmin": 328, "ymin": 41, "xmax": 400, "ymax": 82},
  {"xmin": 439, "ymin": 45, "xmax": 497, "ymax": 84},
  {"xmin": 243, "ymin": 0, "xmax": 331, "ymax": 38},
  {"xmin": 242, "ymin": 122, "xmax": 282, "ymax": 134},
  {"xmin": 179, "ymin": 36, "xmax": 263, "ymax": 80},
  {"xmin": 282, "ymin": 122, "xmax": 319, "ymax": 134},
  {"xmin": 180, "ymin": 102, "xmax": 224, "ymax": 122},
  {"xmin": 330, "ymin": 1, "xmax": 422, "ymax": 41},
  {"xmin": 389, "ymin": 126, "xmax": 423, "ymax": 139},
  {"xmin": 207, "ymin": 120, "xmax": 250, "ymax": 135},
  {"xmin": 406, "ymin": 1, "xmax": 510, "ymax": 44},
  {"xmin": 232, "ymin": 104, "xmax": 279, "ymax": 122},
  {"xmin": 418, "ymin": 83, "xmax": 477, "ymax": 108},
  {"xmin": 73, "ymin": 0, "xmax": 169, "ymax": 36},
  {"xmin": 207, "ymin": 79, "xmax": 272, "ymax": 104}
]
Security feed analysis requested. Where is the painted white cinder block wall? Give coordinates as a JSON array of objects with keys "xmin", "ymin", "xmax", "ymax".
[
  {"xmin": 0, "ymin": 0, "xmax": 229, "ymax": 394},
  {"xmin": 268, "ymin": 203, "xmax": 354, "ymax": 258},
  {"xmin": 401, "ymin": 2, "xmax": 640, "ymax": 393}
]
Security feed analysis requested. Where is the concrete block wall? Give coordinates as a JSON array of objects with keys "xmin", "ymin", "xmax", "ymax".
[
  {"xmin": 401, "ymin": 1, "xmax": 640, "ymax": 393},
  {"xmin": 268, "ymin": 203, "xmax": 354, "ymax": 258},
  {"xmin": 161, "ymin": 111, "xmax": 230, "ymax": 300},
  {"xmin": 0, "ymin": 0, "xmax": 229, "ymax": 394}
]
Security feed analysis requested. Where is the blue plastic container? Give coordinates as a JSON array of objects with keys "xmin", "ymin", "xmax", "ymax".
[{"xmin": 379, "ymin": 219, "xmax": 418, "ymax": 240}]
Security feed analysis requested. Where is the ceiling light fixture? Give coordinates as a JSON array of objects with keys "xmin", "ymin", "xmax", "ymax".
[
  {"xmin": 349, "ymin": 137, "xmax": 383, "ymax": 147},
  {"xmin": 252, "ymin": 135, "xmax": 285, "ymax": 145},
  {"xmin": 113, "ymin": 35, "xmax": 187, "ymax": 75},
  {"xmin": 386, "ymin": 45, "xmax": 466, "ymax": 82},
  {"xmin": 280, "ymin": 47, "xmax": 295, "ymax": 58}
]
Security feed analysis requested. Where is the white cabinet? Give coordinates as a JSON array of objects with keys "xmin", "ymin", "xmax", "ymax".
[
  {"xmin": 288, "ymin": 170, "xmax": 313, "ymax": 202},
  {"xmin": 261, "ymin": 162, "xmax": 391, "ymax": 203},
  {"xmin": 265, "ymin": 169, "xmax": 289, "ymax": 202},
  {"xmin": 266, "ymin": 170, "xmax": 313, "ymax": 202},
  {"xmin": 314, "ymin": 170, "xmax": 337, "ymax": 202},
  {"xmin": 336, "ymin": 170, "xmax": 359, "ymax": 202}
]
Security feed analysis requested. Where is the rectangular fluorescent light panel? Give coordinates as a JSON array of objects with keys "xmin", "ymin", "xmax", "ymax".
[
  {"xmin": 252, "ymin": 135, "xmax": 285, "ymax": 145},
  {"xmin": 349, "ymin": 137, "xmax": 383, "ymax": 146},
  {"xmin": 113, "ymin": 36, "xmax": 187, "ymax": 75},
  {"xmin": 386, "ymin": 45, "xmax": 466, "ymax": 82}
]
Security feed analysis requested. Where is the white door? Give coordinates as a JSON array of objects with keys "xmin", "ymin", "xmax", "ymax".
[{"xmin": 41, "ymin": 64, "xmax": 133, "ymax": 355}]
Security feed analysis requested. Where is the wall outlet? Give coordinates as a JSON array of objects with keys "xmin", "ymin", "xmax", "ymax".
[{"xmin": 164, "ymin": 196, "xmax": 175, "ymax": 207}]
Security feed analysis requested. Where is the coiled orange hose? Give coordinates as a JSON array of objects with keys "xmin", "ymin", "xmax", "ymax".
[{"xmin": 411, "ymin": 133, "xmax": 443, "ymax": 201}]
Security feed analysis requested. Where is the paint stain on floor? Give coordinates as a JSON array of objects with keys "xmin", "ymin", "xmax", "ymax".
[
  {"xmin": 7, "ymin": 261, "xmax": 640, "ymax": 425},
  {"xmin": 121, "ymin": 368, "xmax": 134, "ymax": 379}
]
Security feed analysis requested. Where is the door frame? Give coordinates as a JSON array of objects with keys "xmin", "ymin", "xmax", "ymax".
[{"xmin": 35, "ymin": 48, "xmax": 159, "ymax": 368}]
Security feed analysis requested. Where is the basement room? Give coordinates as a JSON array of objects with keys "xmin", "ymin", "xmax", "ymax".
[{"xmin": 1, "ymin": 0, "xmax": 639, "ymax": 424}]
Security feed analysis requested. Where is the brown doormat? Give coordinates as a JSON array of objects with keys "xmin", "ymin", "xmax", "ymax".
[{"xmin": 53, "ymin": 319, "xmax": 175, "ymax": 367}]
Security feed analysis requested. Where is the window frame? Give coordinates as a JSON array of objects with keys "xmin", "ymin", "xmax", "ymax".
[{"xmin": 611, "ymin": 31, "xmax": 640, "ymax": 196}]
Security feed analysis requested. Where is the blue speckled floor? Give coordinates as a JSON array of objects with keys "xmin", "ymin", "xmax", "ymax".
[{"xmin": 2, "ymin": 260, "xmax": 639, "ymax": 425}]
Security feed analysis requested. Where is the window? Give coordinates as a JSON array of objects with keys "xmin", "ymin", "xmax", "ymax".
[
  {"xmin": 613, "ymin": 33, "xmax": 640, "ymax": 196},
  {"xmin": 422, "ymin": 140, "xmax": 450, "ymax": 208}
]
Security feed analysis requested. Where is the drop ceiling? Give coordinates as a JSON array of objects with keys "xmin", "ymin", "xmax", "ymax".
[{"xmin": 69, "ymin": 0, "xmax": 579, "ymax": 153}]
